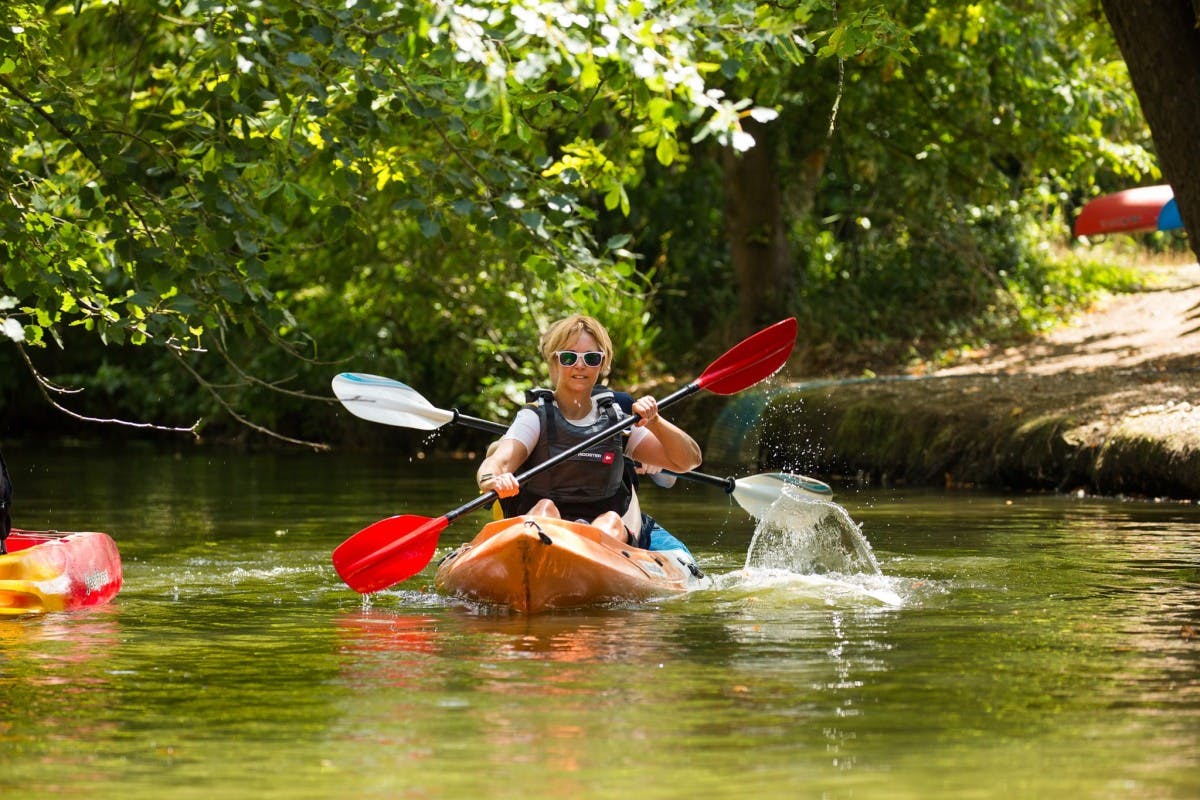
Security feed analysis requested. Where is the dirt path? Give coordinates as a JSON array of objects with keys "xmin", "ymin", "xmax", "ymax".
[{"xmin": 938, "ymin": 261, "xmax": 1200, "ymax": 377}]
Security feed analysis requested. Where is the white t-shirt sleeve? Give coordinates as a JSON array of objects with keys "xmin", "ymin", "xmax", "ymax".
[
  {"xmin": 625, "ymin": 426, "xmax": 651, "ymax": 461},
  {"xmin": 503, "ymin": 407, "xmax": 542, "ymax": 452}
]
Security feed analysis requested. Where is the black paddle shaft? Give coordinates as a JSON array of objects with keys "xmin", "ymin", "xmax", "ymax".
[
  {"xmin": 661, "ymin": 469, "xmax": 735, "ymax": 493},
  {"xmin": 441, "ymin": 381, "xmax": 702, "ymax": 525},
  {"xmin": 452, "ymin": 412, "xmax": 507, "ymax": 436}
]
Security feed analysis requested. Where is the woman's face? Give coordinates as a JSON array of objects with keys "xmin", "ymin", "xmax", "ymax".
[{"xmin": 550, "ymin": 330, "xmax": 604, "ymax": 394}]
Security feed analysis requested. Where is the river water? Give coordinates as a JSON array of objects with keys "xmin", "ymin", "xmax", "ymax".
[{"xmin": 0, "ymin": 442, "xmax": 1197, "ymax": 798}]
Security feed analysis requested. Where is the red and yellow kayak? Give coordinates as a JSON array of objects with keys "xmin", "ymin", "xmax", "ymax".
[
  {"xmin": 0, "ymin": 530, "xmax": 123, "ymax": 616},
  {"xmin": 435, "ymin": 516, "xmax": 702, "ymax": 614}
]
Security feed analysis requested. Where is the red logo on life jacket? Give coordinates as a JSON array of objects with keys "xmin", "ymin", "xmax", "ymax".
[{"xmin": 601, "ymin": 451, "xmax": 616, "ymax": 464}]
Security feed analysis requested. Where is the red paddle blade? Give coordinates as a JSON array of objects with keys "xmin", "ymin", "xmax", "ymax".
[
  {"xmin": 332, "ymin": 514, "xmax": 449, "ymax": 593},
  {"xmin": 697, "ymin": 317, "xmax": 797, "ymax": 395}
]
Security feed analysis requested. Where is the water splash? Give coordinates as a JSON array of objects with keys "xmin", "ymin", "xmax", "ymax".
[
  {"xmin": 723, "ymin": 482, "xmax": 907, "ymax": 606},
  {"xmin": 745, "ymin": 488, "xmax": 880, "ymax": 576}
]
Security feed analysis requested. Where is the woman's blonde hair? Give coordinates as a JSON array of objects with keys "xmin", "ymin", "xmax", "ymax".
[{"xmin": 539, "ymin": 314, "xmax": 613, "ymax": 377}]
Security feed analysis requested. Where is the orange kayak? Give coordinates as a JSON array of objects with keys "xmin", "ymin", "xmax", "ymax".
[
  {"xmin": 434, "ymin": 516, "xmax": 702, "ymax": 614},
  {"xmin": 0, "ymin": 530, "xmax": 123, "ymax": 616}
]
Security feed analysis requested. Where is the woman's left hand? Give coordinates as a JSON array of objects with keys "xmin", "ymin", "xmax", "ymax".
[{"xmin": 632, "ymin": 395, "xmax": 660, "ymax": 427}]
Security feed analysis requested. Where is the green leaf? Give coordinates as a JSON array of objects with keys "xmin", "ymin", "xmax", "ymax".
[
  {"xmin": 655, "ymin": 135, "xmax": 678, "ymax": 166},
  {"xmin": 419, "ymin": 215, "xmax": 441, "ymax": 238}
]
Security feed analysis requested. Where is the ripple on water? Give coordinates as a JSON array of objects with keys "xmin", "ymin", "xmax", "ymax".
[{"xmin": 706, "ymin": 567, "xmax": 908, "ymax": 608}]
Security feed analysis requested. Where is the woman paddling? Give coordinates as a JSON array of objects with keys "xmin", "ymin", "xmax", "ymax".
[{"xmin": 475, "ymin": 314, "xmax": 702, "ymax": 550}]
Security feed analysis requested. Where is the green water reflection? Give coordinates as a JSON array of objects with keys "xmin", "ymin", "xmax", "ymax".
[{"xmin": 0, "ymin": 443, "xmax": 1197, "ymax": 798}]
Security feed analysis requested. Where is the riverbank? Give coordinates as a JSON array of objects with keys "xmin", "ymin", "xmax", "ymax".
[{"xmin": 698, "ymin": 262, "xmax": 1200, "ymax": 500}]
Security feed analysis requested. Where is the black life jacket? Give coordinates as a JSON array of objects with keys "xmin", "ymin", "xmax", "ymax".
[{"xmin": 499, "ymin": 386, "xmax": 634, "ymax": 520}]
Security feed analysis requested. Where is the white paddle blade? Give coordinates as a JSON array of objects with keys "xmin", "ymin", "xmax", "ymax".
[
  {"xmin": 731, "ymin": 472, "xmax": 833, "ymax": 519},
  {"xmin": 332, "ymin": 373, "xmax": 456, "ymax": 431}
]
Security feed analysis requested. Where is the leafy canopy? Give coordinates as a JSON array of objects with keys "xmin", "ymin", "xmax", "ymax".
[{"xmin": 0, "ymin": 0, "xmax": 822, "ymax": 350}]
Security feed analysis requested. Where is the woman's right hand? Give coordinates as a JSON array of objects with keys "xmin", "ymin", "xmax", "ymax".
[{"xmin": 480, "ymin": 472, "xmax": 520, "ymax": 498}]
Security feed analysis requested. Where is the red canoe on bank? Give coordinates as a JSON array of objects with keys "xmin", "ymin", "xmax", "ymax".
[
  {"xmin": 0, "ymin": 530, "xmax": 123, "ymax": 616},
  {"xmin": 1074, "ymin": 184, "xmax": 1183, "ymax": 237}
]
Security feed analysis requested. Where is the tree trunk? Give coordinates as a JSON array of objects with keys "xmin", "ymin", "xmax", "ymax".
[
  {"xmin": 723, "ymin": 117, "xmax": 794, "ymax": 334},
  {"xmin": 1101, "ymin": 0, "xmax": 1200, "ymax": 262}
]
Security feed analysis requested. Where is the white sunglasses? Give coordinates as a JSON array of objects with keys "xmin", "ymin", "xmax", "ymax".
[{"xmin": 554, "ymin": 350, "xmax": 604, "ymax": 367}]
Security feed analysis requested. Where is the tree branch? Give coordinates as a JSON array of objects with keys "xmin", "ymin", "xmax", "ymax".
[
  {"xmin": 171, "ymin": 351, "xmax": 330, "ymax": 451},
  {"xmin": 18, "ymin": 344, "xmax": 201, "ymax": 437}
]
